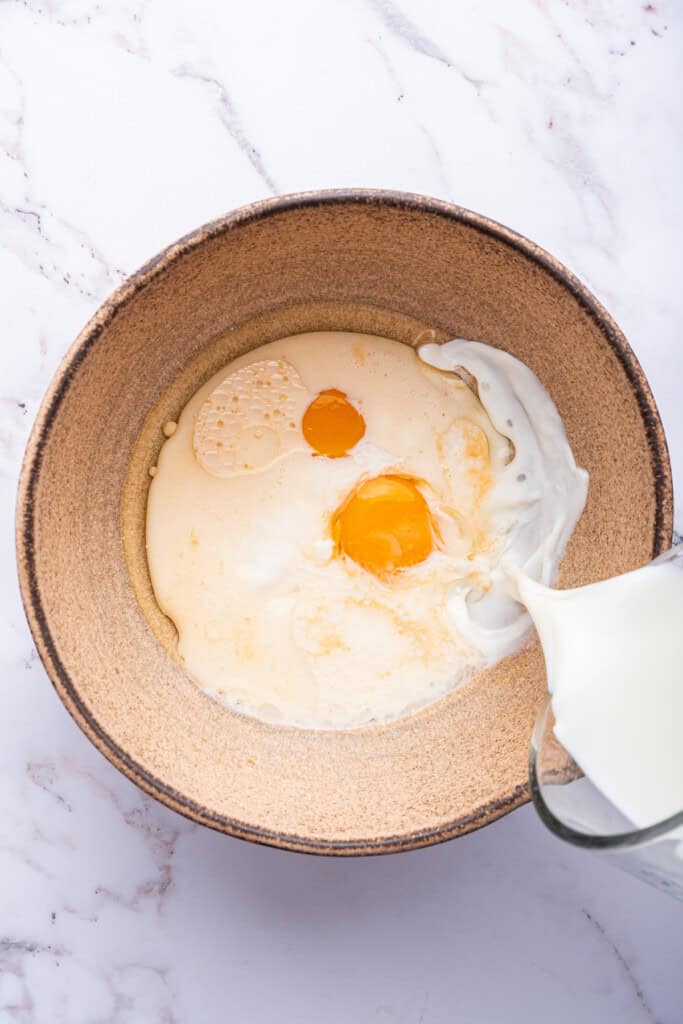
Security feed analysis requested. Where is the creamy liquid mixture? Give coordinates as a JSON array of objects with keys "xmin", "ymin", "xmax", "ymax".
[
  {"xmin": 516, "ymin": 559, "xmax": 683, "ymax": 828},
  {"xmin": 147, "ymin": 331, "xmax": 587, "ymax": 728}
]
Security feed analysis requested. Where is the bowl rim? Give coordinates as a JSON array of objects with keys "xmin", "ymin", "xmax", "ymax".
[{"xmin": 15, "ymin": 188, "xmax": 674, "ymax": 855}]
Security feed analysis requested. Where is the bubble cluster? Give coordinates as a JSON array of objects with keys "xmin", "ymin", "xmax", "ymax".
[{"xmin": 193, "ymin": 358, "xmax": 308, "ymax": 476}]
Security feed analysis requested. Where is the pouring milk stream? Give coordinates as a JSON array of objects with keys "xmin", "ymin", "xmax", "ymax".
[{"xmin": 514, "ymin": 550, "xmax": 683, "ymax": 830}]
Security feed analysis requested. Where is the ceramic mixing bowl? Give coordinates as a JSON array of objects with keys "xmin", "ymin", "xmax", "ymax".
[{"xmin": 16, "ymin": 190, "xmax": 672, "ymax": 854}]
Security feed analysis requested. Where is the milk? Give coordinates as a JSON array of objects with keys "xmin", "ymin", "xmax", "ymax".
[{"xmin": 516, "ymin": 554, "xmax": 683, "ymax": 829}]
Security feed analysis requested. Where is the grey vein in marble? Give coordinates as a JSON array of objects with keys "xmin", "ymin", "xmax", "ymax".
[
  {"xmin": 172, "ymin": 65, "xmax": 278, "ymax": 196},
  {"xmin": 582, "ymin": 909, "xmax": 659, "ymax": 1023},
  {"xmin": 368, "ymin": 36, "xmax": 452, "ymax": 198},
  {"xmin": 365, "ymin": 0, "xmax": 486, "ymax": 91}
]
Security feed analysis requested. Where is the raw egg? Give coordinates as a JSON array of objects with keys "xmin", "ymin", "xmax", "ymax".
[
  {"xmin": 146, "ymin": 330, "xmax": 587, "ymax": 729},
  {"xmin": 332, "ymin": 474, "xmax": 435, "ymax": 574},
  {"xmin": 302, "ymin": 389, "xmax": 365, "ymax": 457}
]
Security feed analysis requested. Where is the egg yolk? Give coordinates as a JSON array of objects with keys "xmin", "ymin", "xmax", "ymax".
[
  {"xmin": 302, "ymin": 389, "xmax": 365, "ymax": 457},
  {"xmin": 332, "ymin": 475, "xmax": 435, "ymax": 575}
]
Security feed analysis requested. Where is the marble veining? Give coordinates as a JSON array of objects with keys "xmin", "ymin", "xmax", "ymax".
[{"xmin": 1, "ymin": 1, "xmax": 682, "ymax": 1021}]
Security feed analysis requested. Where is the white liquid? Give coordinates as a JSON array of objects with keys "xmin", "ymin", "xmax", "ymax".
[
  {"xmin": 147, "ymin": 332, "xmax": 588, "ymax": 728},
  {"xmin": 419, "ymin": 340, "xmax": 588, "ymax": 661},
  {"xmin": 148, "ymin": 332, "xmax": 510, "ymax": 728},
  {"xmin": 516, "ymin": 559, "xmax": 683, "ymax": 829}
]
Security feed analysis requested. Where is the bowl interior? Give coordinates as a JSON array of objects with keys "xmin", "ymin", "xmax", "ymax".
[{"xmin": 17, "ymin": 193, "xmax": 672, "ymax": 854}]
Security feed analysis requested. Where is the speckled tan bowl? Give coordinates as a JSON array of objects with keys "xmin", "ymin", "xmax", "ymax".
[{"xmin": 16, "ymin": 191, "xmax": 672, "ymax": 855}]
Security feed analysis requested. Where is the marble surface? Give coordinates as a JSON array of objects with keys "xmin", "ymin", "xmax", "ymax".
[{"xmin": 1, "ymin": 0, "xmax": 682, "ymax": 1020}]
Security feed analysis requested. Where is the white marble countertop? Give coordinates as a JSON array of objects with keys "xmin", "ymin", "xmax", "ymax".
[{"xmin": 1, "ymin": 1, "xmax": 682, "ymax": 1021}]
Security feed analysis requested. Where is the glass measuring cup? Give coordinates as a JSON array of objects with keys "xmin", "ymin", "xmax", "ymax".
[{"xmin": 528, "ymin": 543, "xmax": 683, "ymax": 899}]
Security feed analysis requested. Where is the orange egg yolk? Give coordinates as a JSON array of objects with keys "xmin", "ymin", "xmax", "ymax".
[
  {"xmin": 302, "ymin": 389, "xmax": 365, "ymax": 457},
  {"xmin": 332, "ymin": 475, "xmax": 435, "ymax": 575}
]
